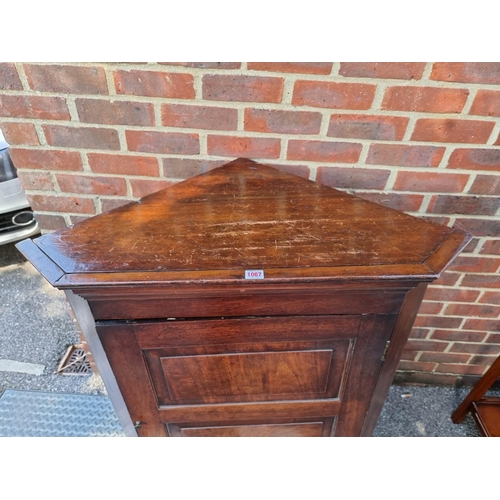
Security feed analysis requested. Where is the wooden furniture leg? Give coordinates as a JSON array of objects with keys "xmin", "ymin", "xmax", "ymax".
[{"xmin": 452, "ymin": 355, "xmax": 500, "ymax": 424}]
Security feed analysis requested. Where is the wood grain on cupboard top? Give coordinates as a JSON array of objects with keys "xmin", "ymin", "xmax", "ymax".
[{"xmin": 17, "ymin": 158, "xmax": 471, "ymax": 288}]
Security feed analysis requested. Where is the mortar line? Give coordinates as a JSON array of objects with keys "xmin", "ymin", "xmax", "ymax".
[
  {"xmin": 65, "ymin": 96, "xmax": 80, "ymax": 122},
  {"xmin": 462, "ymin": 87, "xmax": 478, "ymax": 115},
  {"xmin": 281, "ymin": 76, "xmax": 296, "ymax": 105},
  {"xmin": 437, "ymin": 146, "xmax": 454, "ymax": 169},
  {"xmin": 419, "ymin": 194, "xmax": 433, "ymax": 213},
  {"xmin": 199, "ymin": 132, "xmax": 208, "ymax": 156},
  {"xmin": 237, "ymin": 108, "xmax": 245, "ymax": 131},
  {"xmin": 14, "ymin": 63, "xmax": 30, "ymax": 91},
  {"xmin": 104, "ymin": 68, "xmax": 116, "ymax": 96},
  {"xmin": 330, "ymin": 63, "xmax": 340, "ymax": 76},
  {"xmin": 193, "ymin": 73, "xmax": 203, "ymax": 100},
  {"xmin": 421, "ymin": 62, "xmax": 434, "ymax": 81},
  {"xmin": 486, "ymin": 121, "xmax": 500, "ymax": 145},
  {"xmin": 369, "ymin": 82, "xmax": 386, "ymax": 111},
  {"xmin": 402, "ymin": 115, "xmax": 418, "ymax": 141}
]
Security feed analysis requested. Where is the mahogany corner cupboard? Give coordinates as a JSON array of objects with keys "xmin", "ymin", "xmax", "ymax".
[{"xmin": 17, "ymin": 158, "xmax": 471, "ymax": 437}]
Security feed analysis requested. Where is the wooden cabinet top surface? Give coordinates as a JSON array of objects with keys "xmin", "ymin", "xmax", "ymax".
[{"xmin": 17, "ymin": 158, "xmax": 471, "ymax": 289}]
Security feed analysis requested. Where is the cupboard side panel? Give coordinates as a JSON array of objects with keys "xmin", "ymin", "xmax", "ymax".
[
  {"xmin": 95, "ymin": 324, "xmax": 166, "ymax": 437},
  {"xmin": 361, "ymin": 283, "xmax": 428, "ymax": 436},
  {"xmin": 333, "ymin": 314, "xmax": 398, "ymax": 436}
]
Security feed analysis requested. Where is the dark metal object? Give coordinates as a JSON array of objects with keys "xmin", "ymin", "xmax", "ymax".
[{"xmin": 57, "ymin": 345, "xmax": 92, "ymax": 376}]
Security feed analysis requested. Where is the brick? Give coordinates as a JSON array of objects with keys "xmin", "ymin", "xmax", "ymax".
[
  {"xmin": 101, "ymin": 198, "xmax": 131, "ymax": 213},
  {"xmin": 29, "ymin": 194, "xmax": 95, "ymax": 214},
  {"xmin": 76, "ymin": 98, "xmax": 154, "ymax": 126},
  {"xmin": 428, "ymin": 195, "xmax": 500, "ymax": 216},
  {"xmin": 354, "ymin": 192, "xmax": 424, "ymax": 212},
  {"xmin": 469, "ymin": 175, "xmax": 500, "ymax": 195},
  {"xmin": 455, "ymin": 218, "xmax": 500, "ymax": 237},
  {"xmin": 114, "ymin": 70, "xmax": 195, "ymax": 98},
  {"xmin": 43, "ymin": 125, "xmax": 120, "ymax": 150},
  {"xmin": 339, "ymin": 62, "xmax": 426, "ymax": 80},
  {"xmin": 292, "ymin": 80, "xmax": 376, "ymax": 109},
  {"xmin": 431, "ymin": 63, "xmax": 500, "ymax": 85},
  {"xmin": 244, "ymin": 108, "xmax": 322, "ymax": 135},
  {"xmin": 35, "ymin": 214, "xmax": 67, "ymax": 231},
  {"xmin": 487, "ymin": 333, "xmax": 500, "ymax": 344},
  {"xmin": 367, "ymin": 144, "xmax": 445, "ymax": 167},
  {"xmin": 203, "ymin": 75, "xmax": 283, "ymax": 103},
  {"xmin": 435, "ymin": 363, "xmax": 485, "ymax": 376},
  {"xmin": 410, "ymin": 328, "xmax": 431, "ymax": 339},
  {"xmin": 9, "ymin": 149, "xmax": 83, "ymax": 171},
  {"xmin": 425, "ymin": 287, "xmax": 480, "ymax": 303},
  {"xmin": 16, "ymin": 170, "xmax": 54, "ymax": 191},
  {"xmin": 56, "ymin": 173, "xmax": 127, "ymax": 196},
  {"xmin": 383, "ymin": 86, "xmax": 468, "ymax": 113},
  {"xmin": 419, "ymin": 301, "xmax": 444, "ymax": 314},
  {"xmin": 421, "ymin": 216, "xmax": 452, "ymax": 226},
  {"xmin": 432, "ymin": 272, "xmax": 461, "ymax": 286},
  {"xmin": 404, "ymin": 339, "xmax": 449, "ymax": 351},
  {"xmin": 327, "ymin": 114, "xmax": 408, "ymax": 140},
  {"xmin": 480, "ymin": 240, "xmax": 500, "ymax": 254},
  {"xmin": 444, "ymin": 303, "xmax": 500, "ymax": 318},
  {"xmin": 470, "ymin": 90, "xmax": 500, "ymax": 117},
  {"xmin": 450, "ymin": 342, "xmax": 500, "ymax": 355},
  {"xmin": 162, "ymin": 104, "xmax": 238, "ymax": 130},
  {"xmin": 265, "ymin": 163, "xmax": 311, "ymax": 179},
  {"xmin": 159, "ymin": 62, "xmax": 241, "ymax": 69},
  {"xmin": 68, "ymin": 215, "xmax": 91, "ymax": 225},
  {"xmin": 495, "ymin": 134, "xmax": 500, "ymax": 146},
  {"xmin": 431, "ymin": 329, "xmax": 487, "ymax": 343},
  {"xmin": 24, "ymin": 64, "xmax": 108, "ymax": 94},
  {"xmin": 400, "ymin": 351, "xmax": 418, "ymax": 361},
  {"xmin": 413, "ymin": 315, "xmax": 463, "ymax": 329},
  {"xmin": 462, "ymin": 319, "xmax": 500, "ymax": 333},
  {"xmin": 88, "ymin": 153, "xmax": 159, "ymax": 177},
  {"xmin": 317, "ymin": 167, "xmax": 391, "ymax": 190},
  {"xmin": 480, "ymin": 291, "xmax": 500, "ymax": 304},
  {"xmin": 0, "ymin": 95, "xmax": 70, "ymax": 120},
  {"xmin": 461, "ymin": 274, "xmax": 500, "ymax": 288},
  {"xmin": 0, "ymin": 123, "xmax": 39, "ymax": 145},
  {"xmin": 411, "ymin": 118, "xmax": 494, "ymax": 144},
  {"xmin": 288, "ymin": 140, "xmax": 361, "ymax": 163},
  {"xmin": 394, "ymin": 372, "xmax": 460, "ymax": 386},
  {"xmin": 162, "ymin": 158, "xmax": 225, "ymax": 178},
  {"xmin": 207, "ymin": 135, "xmax": 280, "ymax": 159},
  {"xmin": 248, "ymin": 62, "xmax": 333, "ymax": 75},
  {"xmin": 447, "ymin": 148, "xmax": 500, "ymax": 171},
  {"xmin": 470, "ymin": 355, "xmax": 498, "ymax": 366},
  {"xmin": 448, "ymin": 256, "xmax": 500, "ymax": 273},
  {"xmin": 420, "ymin": 352, "xmax": 471, "ymax": 364},
  {"xmin": 0, "ymin": 63, "xmax": 23, "ymax": 89},
  {"xmin": 130, "ymin": 178, "xmax": 174, "ymax": 198},
  {"xmin": 462, "ymin": 238, "xmax": 480, "ymax": 253},
  {"xmin": 393, "ymin": 171, "xmax": 469, "ymax": 193},
  {"xmin": 397, "ymin": 361, "xmax": 437, "ymax": 372},
  {"xmin": 126, "ymin": 130, "xmax": 199, "ymax": 155}
]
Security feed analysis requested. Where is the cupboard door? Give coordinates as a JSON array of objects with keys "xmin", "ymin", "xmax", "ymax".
[{"xmin": 96, "ymin": 314, "xmax": 396, "ymax": 436}]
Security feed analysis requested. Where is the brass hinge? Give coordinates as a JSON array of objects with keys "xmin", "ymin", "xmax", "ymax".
[{"xmin": 381, "ymin": 341, "xmax": 391, "ymax": 362}]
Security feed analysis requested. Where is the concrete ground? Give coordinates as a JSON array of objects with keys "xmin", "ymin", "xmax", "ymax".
[{"xmin": 0, "ymin": 241, "xmax": 492, "ymax": 437}]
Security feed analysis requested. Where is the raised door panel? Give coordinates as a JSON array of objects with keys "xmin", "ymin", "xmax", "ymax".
[
  {"xmin": 167, "ymin": 419, "xmax": 335, "ymax": 437},
  {"xmin": 162, "ymin": 349, "xmax": 333, "ymax": 401},
  {"xmin": 144, "ymin": 339, "xmax": 351, "ymax": 405}
]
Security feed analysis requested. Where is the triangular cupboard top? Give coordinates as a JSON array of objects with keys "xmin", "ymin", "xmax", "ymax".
[{"xmin": 17, "ymin": 158, "xmax": 471, "ymax": 289}]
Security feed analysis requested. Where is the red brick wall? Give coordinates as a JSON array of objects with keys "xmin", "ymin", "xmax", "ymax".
[{"xmin": 2, "ymin": 62, "xmax": 499, "ymax": 386}]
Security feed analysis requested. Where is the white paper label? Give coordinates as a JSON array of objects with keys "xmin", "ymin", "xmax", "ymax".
[{"xmin": 245, "ymin": 270, "xmax": 264, "ymax": 279}]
